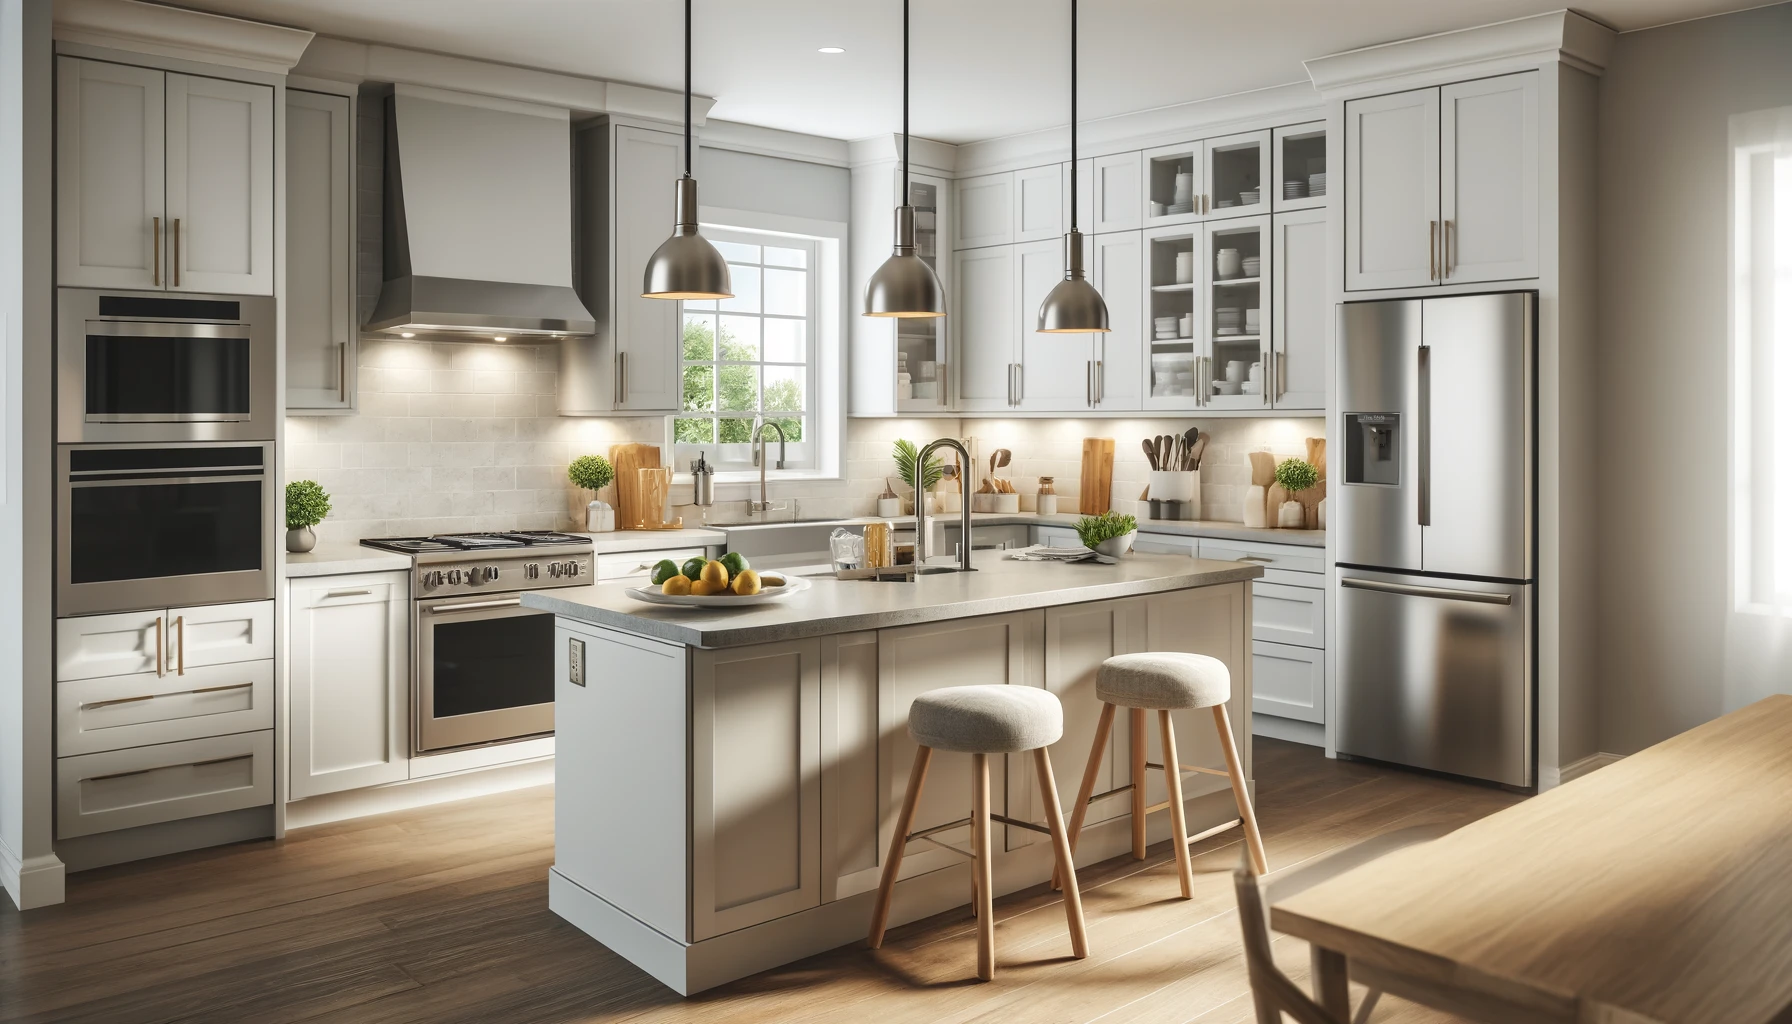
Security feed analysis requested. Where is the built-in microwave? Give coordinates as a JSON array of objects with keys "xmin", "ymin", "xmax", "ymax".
[
  {"xmin": 57, "ymin": 442, "xmax": 276, "ymax": 616},
  {"xmin": 57, "ymin": 288, "xmax": 276, "ymax": 444}
]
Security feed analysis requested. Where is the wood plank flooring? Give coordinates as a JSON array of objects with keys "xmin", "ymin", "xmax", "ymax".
[{"xmin": 0, "ymin": 740, "xmax": 1521, "ymax": 1024}]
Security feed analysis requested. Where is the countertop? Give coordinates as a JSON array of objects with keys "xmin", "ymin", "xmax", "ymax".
[
  {"xmin": 574, "ymin": 528, "xmax": 726, "ymax": 554},
  {"xmin": 522, "ymin": 552, "xmax": 1262, "ymax": 649},
  {"xmin": 965, "ymin": 512, "xmax": 1326, "ymax": 547},
  {"xmin": 284, "ymin": 542, "xmax": 413, "ymax": 578}
]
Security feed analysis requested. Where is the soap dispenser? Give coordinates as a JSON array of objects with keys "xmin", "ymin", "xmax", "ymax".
[{"xmin": 691, "ymin": 451, "xmax": 715, "ymax": 507}]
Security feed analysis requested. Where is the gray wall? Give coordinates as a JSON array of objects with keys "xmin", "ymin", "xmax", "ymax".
[
  {"xmin": 696, "ymin": 147, "xmax": 850, "ymax": 224},
  {"xmin": 1597, "ymin": 2, "xmax": 1792, "ymax": 754}
]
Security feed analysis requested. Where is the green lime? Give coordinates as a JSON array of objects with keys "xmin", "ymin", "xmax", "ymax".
[
  {"xmin": 721, "ymin": 551, "xmax": 749, "ymax": 577},
  {"xmin": 649, "ymin": 559, "xmax": 679, "ymax": 585},
  {"xmin": 682, "ymin": 556, "xmax": 708, "ymax": 581}
]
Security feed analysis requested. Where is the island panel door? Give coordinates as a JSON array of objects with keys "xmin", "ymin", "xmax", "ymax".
[
  {"xmin": 876, "ymin": 611, "xmax": 1037, "ymax": 880},
  {"xmin": 691, "ymin": 638, "xmax": 823, "ymax": 940},
  {"xmin": 820, "ymin": 632, "xmax": 883, "ymax": 902},
  {"xmin": 1139, "ymin": 582, "xmax": 1251, "ymax": 811}
]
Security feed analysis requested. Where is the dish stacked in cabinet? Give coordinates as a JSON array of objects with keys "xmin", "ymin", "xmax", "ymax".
[{"xmin": 54, "ymin": 601, "xmax": 275, "ymax": 838}]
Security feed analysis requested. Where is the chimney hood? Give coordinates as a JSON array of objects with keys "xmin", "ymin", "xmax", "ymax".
[{"xmin": 366, "ymin": 86, "xmax": 597, "ymax": 343}]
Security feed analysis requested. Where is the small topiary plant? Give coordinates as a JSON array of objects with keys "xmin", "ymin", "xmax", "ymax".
[
  {"xmin": 285, "ymin": 480, "xmax": 332, "ymax": 530},
  {"xmin": 567, "ymin": 454, "xmax": 615, "ymax": 493},
  {"xmin": 1274, "ymin": 458, "xmax": 1319, "ymax": 494}
]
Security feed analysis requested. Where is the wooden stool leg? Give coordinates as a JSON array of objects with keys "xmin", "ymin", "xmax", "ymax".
[
  {"xmin": 1129, "ymin": 707, "xmax": 1149, "ymax": 859},
  {"xmin": 1158, "ymin": 710, "xmax": 1195, "ymax": 899},
  {"xmin": 868, "ymin": 745, "xmax": 933, "ymax": 948},
  {"xmin": 1212, "ymin": 704, "xmax": 1268, "ymax": 875},
  {"xmin": 1034, "ymin": 747, "xmax": 1089, "ymax": 959},
  {"xmin": 969, "ymin": 763, "xmax": 979, "ymax": 916},
  {"xmin": 971, "ymin": 752, "xmax": 996, "ymax": 981},
  {"xmin": 1055, "ymin": 701, "xmax": 1114, "ymax": 891}
]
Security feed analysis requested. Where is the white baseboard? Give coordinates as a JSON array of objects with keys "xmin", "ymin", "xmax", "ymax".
[
  {"xmin": 285, "ymin": 757, "xmax": 554, "ymax": 831},
  {"xmin": 1251, "ymin": 713, "xmax": 1325, "ymax": 748},
  {"xmin": 1, "ymin": 839, "xmax": 67, "ymax": 910},
  {"xmin": 1555, "ymin": 751, "xmax": 1625, "ymax": 787}
]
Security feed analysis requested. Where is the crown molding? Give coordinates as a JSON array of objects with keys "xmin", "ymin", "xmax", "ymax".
[
  {"xmin": 1305, "ymin": 9, "xmax": 1616, "ymax": 99},
  {"xmin": 52, "ymin": 0, "xmax": 313, "ymax": 75},
  {"xmin": 294, "ymin": 36, "xmax": 709, "ymax": 124},
  {"xmin": 953, "ymin": 80, "xmax": 1321, "ymax": 177},
  {"xmin": 702, "ymin": 120, "xmax": 851, "ymax": 168},
  {"xmin": 847, "ymin": 133, "xmax": 959, "ymax": 175}
]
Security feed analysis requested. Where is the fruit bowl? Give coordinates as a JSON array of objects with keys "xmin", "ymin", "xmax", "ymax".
[{"xmin": 623, "ymin": 572, "xmax": 811, "ymax": 608}]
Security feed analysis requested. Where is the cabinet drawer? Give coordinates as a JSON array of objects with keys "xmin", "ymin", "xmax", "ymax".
[
  {"xmin": 1133, "ymin": 532, "xmax": 1200, "ymax": 556},
  {"xmin": 1198, "ymin": 538, "xmax": 1324, "ymax": 585},
  {"xmin": 1252, "ymin": 581, "xmax": 1325, "ymax": 648},
  {"xmin": 57, "ymin": 610, "xmax": 165, "ymax": 681},
  {"xmin": 597, "ymin": 548, "xmax": 706, "ymax": 581},
  {"xmin": 1251, "ymin": 641, "xmax": 1324, "ymax": 724},
  {"xmin": 56, "ymin": 730, "xmax": 273, "ymax": 839},
  {"xmin": 168, "ymin": 600, "xmax": 274, "ymax": 669},
  {"xmin": 58, "ymin": 661, "xmax": 273, "ymax": 757}
]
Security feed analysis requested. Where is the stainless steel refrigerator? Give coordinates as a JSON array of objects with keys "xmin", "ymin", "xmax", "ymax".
[{"xmin": 1335, "ymin": 292, "xmax": 1534, "ymax": 789}]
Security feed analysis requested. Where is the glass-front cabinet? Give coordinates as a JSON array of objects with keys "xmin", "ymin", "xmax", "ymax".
[
  {"xmin": 1273, "ymin": 121, "xmax": 1328, "ymax": 213},
  {"xmin": 897, "ymin": 176, "xmax": 951, "ymax": 412},
  {"xmin": 1205, "ymin": 130, "xmax": 1271, "ymax": 221},
  {"xmin": 850, "ymin": 163, "xmax": 953, "ymax": 416},
  {"xmin": 1143, "ymin": 142, "xmax": 1203, "ymax": 227},
  {"xmin": 1203, "ymin": 216, "xmax": 1270, "ymax": 410},
  {"xmin": 1143, "ymin": 224, "xmax": 1201, "ymax": 409}
]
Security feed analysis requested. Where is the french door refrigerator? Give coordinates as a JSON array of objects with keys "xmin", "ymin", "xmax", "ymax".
[{"xmin": 1336, "ymin": 292, "xmax": 1534, "ymax": 788}]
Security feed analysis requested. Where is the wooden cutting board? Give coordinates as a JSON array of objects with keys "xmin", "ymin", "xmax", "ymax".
[
  {"xmin": 1079, "ymin": 438, "xmax": 1114, "ymax": 514},
  {"xmin": 609, "ymin": 443, "xmax": 660, "ymax": 529}
]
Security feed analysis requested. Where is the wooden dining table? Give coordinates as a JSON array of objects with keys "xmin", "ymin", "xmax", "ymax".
[{"xmin": 1272, "ymin": 694, "xmax": 1792, "ymax": 1024}]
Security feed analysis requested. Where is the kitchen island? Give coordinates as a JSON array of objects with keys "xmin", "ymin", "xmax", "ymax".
[{"xmin": 523, "ymin": 553, "xmax": 1262, "ymax": 994}]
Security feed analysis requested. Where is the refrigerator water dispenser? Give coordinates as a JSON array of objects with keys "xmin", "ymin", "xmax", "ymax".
[{"xmin": 1345, "ymin": 413, "xmax": 1400, "ymax": 486}]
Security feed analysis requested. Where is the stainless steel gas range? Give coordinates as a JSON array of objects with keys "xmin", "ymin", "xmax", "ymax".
[{"xmin": 360, "ymin": 531, "xmax": 595, "ymax": 755}]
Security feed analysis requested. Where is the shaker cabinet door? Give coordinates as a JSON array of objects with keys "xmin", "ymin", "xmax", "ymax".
[
  {"xmin": 954, "ymin": 172, "xmax": 1014, "ymax": 249},
  {"xmin": 612, "ymin": 125, "xmax": 686, "ymax": 411},
  {"xmin": 953, "ymin": 246, "xmax": 1018, "ymax": 411},
  {"xmin": 55, "ymin": 57, "xmax": 166, "ymax": 290},
  {"xmin": 1344, "ymin": 87, "xmax": 1440, "ymax": 292},
  {"xmin": 1017, "ymin": 238, "xmax": 1090, "ymax": 412},
  {"xmin": 1091, "ymin": 230, "xmax": 1143, "ymax": 410},
  {"xmin": 165, "ymin": 73, "xmax": 275, "ymax": 295},
  {"xmin": 1440, "ymin": 72, "xmax": 1539, "ymax": 284},
  {"xmin": 285, "ymin": 89, "xmax": 356, "ymax": 412},
  {"xmin": 1272, "ymin": 208, "xmax": 1328, "ymax": 410},
  {"xmin": 288, "ymin": 575, "xmax": 409, "ymax": 800}
]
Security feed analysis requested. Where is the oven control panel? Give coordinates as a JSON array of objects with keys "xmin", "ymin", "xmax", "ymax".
[{"xmin": 416, "ymin": 551, "xmax": 594, "ymax": 596}]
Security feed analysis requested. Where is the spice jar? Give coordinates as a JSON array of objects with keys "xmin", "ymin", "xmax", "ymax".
[{"xmin": 1036, "ymin": 476, "xmax": 1058, "ymax": 517}]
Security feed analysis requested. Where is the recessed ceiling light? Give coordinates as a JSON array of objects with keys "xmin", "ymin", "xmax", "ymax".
[
  {"xmin": 399, "ymin": 332, "xmax": 415, "ymax": 338},
  {"xmin": 493, "ymin": 336, "xmax": 508, "ymax": 343},
  {"xmin": 818, "ymin": 46, "xmax": 845, "ymax": 54}
]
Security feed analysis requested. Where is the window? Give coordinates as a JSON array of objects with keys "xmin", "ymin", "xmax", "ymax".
[
  {"xmin": 675, "ymin": 228, "xmax": 818, "ymax": 472},
  {"xmin": 1732, "ymin": 107, "xmax": 1792, "ymax": 611}
]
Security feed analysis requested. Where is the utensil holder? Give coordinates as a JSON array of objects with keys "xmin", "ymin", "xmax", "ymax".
[{"xmin": 972, "ymin": 492, "xmax": 1020, "ymax": 514}]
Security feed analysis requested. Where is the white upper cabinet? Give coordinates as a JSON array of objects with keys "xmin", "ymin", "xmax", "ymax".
[
  {"xmin": 55, "ymin": 58, "xmax": 166, "ymax": 290},
  {"xmin": 953, "ymin": 245, "xmax": 1018, "ymax": 411},
  {"xmin": 1017, "ymin": 238, "xmax": 1086, "ymax": 410},
  {"xmin": 1090, "ymin": 230, "xmax": 1142, "ymax": 410},
  {"xmin": 55, "ymin": 58, "xmax": 274, "ymax": 295},
  {"xmin": 955, "ymin": 172, "xmax": 1014, "ymax": 249},
  {"xmin": 285, "ymin": 89, "xmax": 354, "ymax": 412},
  {"xmin": 1204, "ymin": 129, "xmax": 1271, "ymax": 221},
  {"xmin": 612, "ymin": 124, "xmax": 684, "ymax": 412},
  {"xmin": 1087, "ymin": 152, "xmax": 1143, "ymax": 234},
  {"xmin": 1143, "ymin": 141, "xmax": 1204, "ymax": 226},
  {"xmin": 1345, "ymin": 87, "xmax": 1440, "ymax": 291},
  {"xmin": 1013, "ymin": 164, "xmax": 1064, "ymax": 243},
  {"xmin": 1272, "ymin": 208, "xmax": 1328, "ymax": 410},
  {"xmin": 164, "ymin": 73, "xmax": 275, "ymax": 295},
  {"xmin": 1440, "ymin": 73, "xmax": 1539, "ymax": 284}
]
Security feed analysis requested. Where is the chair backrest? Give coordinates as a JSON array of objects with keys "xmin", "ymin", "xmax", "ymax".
[{"xmin": 1233, "ymin": 857, "xmax": 1347, "ymax": 1024}]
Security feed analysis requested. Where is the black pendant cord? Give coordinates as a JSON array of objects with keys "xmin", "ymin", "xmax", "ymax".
[
  {"xmin": 1068, "ymin": 0, "xmax": 1077, "ymax": 232},
  {"xmin": 901, "ymin": 0, "xmax": 910, "ymax": 203},
  {"xmin": 684, "ymin": 0, "xmax": 693, "ymax": 178}
]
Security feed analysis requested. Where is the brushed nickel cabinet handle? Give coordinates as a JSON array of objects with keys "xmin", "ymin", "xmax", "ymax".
[
  {"xmin": 81, "ymin": 752, "xmax": 253, "ymax": 784},
  {"xmin": 154, "ymin": 615, "xmax": 165, "ymax": 678},
  {"xmin": 1095, "ymin": 359, "xmax": 1104, "ymax": 404},
  {"xmin": 1428, "ymin": 220, "xmax": 1437, "ymax": 281},
  {"xmin": 338, "ymin": 342, "xmax": 348, "ymax": 402},
  {"xmin": 1085, "ymin": 361, "xmax": 1093, "ymax": 407},
  {"xmin": 152, "ymin": 216, "xmax": 161, "ymax": 286},
  {"xmin": 617, "ymin": 351, "xmax": 627, "ymax": 406},
  {"xmin": 172, "ymin": 218, "xmax": 181, "ymax": 287},
  {"xmin": 1445, "ymin": 219, "xmax": 1455, "ymax": 277},
  {"xmin": 176, "ymin": 615, "xmax": 185, "ymax": 676}
]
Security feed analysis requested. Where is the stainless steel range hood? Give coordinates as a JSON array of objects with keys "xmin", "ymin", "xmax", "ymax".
[{"xmin": 366, "ymin": 86, "xmax": 597, "ymax": 344}]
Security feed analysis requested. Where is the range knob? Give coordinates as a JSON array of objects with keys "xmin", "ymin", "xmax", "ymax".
[
  {"xmin": 525, "ymin": 563, "xmax": 540, "ymax": 580},
  {"xmin": 447, "ymin": 569, "xmax": 463, "ymax": 585},
  {"xmin": 547, "ymin": 562, "xmax": 563, "ymax": 578},
  {"xmin": 421, "ymin": 570, "xmax": 444, "ymax": 588},
  {"xmin": 487, "ymin": 564, "xmax": 501, "ymax": 581},
  {"xmin": 566, "ymin": 561, "xmax": 581, "ymax": 578}
]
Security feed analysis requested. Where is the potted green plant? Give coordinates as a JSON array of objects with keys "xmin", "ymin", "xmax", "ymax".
[
  {"xmin": 1075, "ymin": 511, "xmax": 1138, "ymax": 559},
  {"xmin": 1273, "ymin": 458, "xmax": 1319, "ymax": 528},
  {"xmin": 284, "ymin": 480, "xmax": 331, "ymax": 553},
  {"xmin": 893, "ymin": 439, "xmax": 944, "ymax": 515},
  {"xmin": 568, "ymin": 454, "xmax": 616, "ymax": 532}
]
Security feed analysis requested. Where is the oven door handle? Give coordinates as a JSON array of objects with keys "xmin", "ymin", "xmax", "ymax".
[
  {"xmin": 422, "ymin": 598, "xmax": 524, "ymax": 614},
  {"xmin": 68, "ymin": 473, "xmax": 267, "ymax": 488}
]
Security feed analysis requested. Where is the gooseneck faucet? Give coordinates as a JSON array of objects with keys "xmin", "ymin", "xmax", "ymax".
[
  {"xmin": 749, "ymin": 420, "xmax": 789, "ymax": 516},
  {"xmin": 915, "ymin": 437, "xmax": 974, "ymax": 572}
]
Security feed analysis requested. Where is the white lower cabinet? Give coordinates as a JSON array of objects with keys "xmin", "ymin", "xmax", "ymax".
[
  {"xmin": 690, "ymin": 638, "xmax": 823, "ymax": 940},
  {"xmin": 1251, "ymin": 581, "xmax": 1325, "ymax": 648},
  {"xmin": 58, "ymin": 660, "xmax": 273, "ymax": 757},
  {"xmin": 1250, "ymin": 640, "xmax": 1325, "ymax": 724},
  {"xmin": 57, "ymin": 730, "xmax": 274, "ymax": 839},
  {"xmin": 288, "ymin": 572, "xmax": 410, "ymax": 800}
]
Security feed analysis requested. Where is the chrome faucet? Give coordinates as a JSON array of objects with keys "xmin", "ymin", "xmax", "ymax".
[
  {"xmin": 915, "ymin": 438, "xmax": 974, "ymax": 572},
  {"xmin": 749, "ymin": 420, "xmax": 789, "ymax": 516}
]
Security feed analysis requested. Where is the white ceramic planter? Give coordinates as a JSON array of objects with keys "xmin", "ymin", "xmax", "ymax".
[{"xmin": 286, "ymin": 526, "xmax": 317, "ymax": 553}]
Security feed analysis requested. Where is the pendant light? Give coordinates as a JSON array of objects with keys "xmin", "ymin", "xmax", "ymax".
[
  {"xmin": 643, "ymin": 0, "xmax": 732, "ymax": 301},
  {"xmin": 1037, "ymin": 0, "xmax": 1109, "ymax": 333},
  {"xmin": 864, "ymin": 0, "xmax": 945, "ymax": 318}
]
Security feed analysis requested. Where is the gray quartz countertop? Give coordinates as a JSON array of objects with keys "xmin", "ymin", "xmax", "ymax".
[
  {"xmin": 573, "ymin": 528, "xmax": 726, "ymax": 553},
  {"xmin": 284, "ymin": 543, "xmax": 413, "ymax": 578},
  {"xmin": 522, "ymin": 553, "xmax": 1262, "ymax": 649}
]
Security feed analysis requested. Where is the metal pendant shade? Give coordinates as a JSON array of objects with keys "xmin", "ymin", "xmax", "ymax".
[
  {"xmin": 864, "ymin": 0, "xmax": 945, "ymax": 318},
  {"xmin": 1036, "ymin": 0, "xmax": 1110, "ymax": 333},
  {"xmin": 642, "ymin": 0, "xmax": 732, "ymax": 301}
]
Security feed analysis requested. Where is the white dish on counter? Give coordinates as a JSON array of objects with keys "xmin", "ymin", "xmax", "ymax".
[{"xmin": 624, "ymin": 572, "xmax": 810, "ymax": 608}]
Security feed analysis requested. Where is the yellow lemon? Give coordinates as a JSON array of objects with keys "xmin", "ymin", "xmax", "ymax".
[
  {"xmin": 700, "ymin": 559, "xmax": 730, "ymax": 589},
  {"xmin": 732, "ymin": 569, "xmax": 762, "ymax": 596},
  {"xmin": 691, "ymin": 578, "xmax": 726, "ymax": 597},
  {"xmin": 761, "ymin": 574, "xmax": 784, "ymax": 587},
  {"xmin": 660, "ymin": 574, "xmax": 691, "ymax": 596}
]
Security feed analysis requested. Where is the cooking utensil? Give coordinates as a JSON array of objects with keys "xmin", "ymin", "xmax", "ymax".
[
  {"xmin": 1143, "ymin": 437, "xmax": 1159, "ymax": 470},
  {"xmin": 1182, "ymin": 427, "xmax": 1201, "ymax": 468},
  {"xmin": 1190, "ymin": 435, "xmax": 1209, "ymax": 471}
]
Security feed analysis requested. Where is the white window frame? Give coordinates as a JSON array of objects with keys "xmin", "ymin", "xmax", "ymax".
[
  {"xmin": 669, "ymin": 208, "xmax": 846, "ymax": 484},
  {"xmin": 1730, "ymin": 106, "xmax": 1792, "ymax": 614}
]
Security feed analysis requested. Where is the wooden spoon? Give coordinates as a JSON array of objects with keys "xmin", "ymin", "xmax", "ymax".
[{"xmin": 1142, "ymin": 437, "xmax": 1159, "ymax": 470}]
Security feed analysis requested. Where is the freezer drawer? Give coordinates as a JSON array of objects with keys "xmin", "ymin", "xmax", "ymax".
[{"xmin": 1336, "ymin": 570, "xmax": 1531, "ymax": 787}]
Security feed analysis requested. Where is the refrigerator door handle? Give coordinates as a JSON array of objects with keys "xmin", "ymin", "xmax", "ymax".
[
  {"xmin": 1417, "ymin": 342, "xmax": 1431, "ymax": 527},
  {"xmin": 1340, "ymin": 576, "xmax": 1513, "ymax": 605}
]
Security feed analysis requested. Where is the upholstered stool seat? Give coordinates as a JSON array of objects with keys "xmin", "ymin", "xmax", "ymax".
[
  {"xmin": 1097, "ymin": 652, "xmax": 1231, "ymax": 710},
  {"xmin": 870, "ymin": 685, "xmax": 1087, "ymax": 981},
  {"xmin": 908, "ymin": 684, "xmax": 1064, "ymax": 753}
]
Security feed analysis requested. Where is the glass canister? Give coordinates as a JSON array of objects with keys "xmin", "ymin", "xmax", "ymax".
[{"xmin": 1036, "ymin": 476, "xmax": 1058, "ymax": 517}]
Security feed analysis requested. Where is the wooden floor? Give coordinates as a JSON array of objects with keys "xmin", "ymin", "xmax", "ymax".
[{"xmin": 0, "ymin": 740, "xmax": 1521, "ymax": 1024}]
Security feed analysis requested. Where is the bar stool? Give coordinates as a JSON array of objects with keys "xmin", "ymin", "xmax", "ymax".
[
  {"xmin": 1063, "ymin": 653, "xmax": 1268, "ymax": 899},
  {"xmin": 866, "ymin": 684, "xmax": 1089, "ymax": 981}
]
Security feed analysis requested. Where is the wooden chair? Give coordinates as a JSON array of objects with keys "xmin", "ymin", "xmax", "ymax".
[{"xmin": 1234, "ymin": 823, "xmax": 1455, "ymax": 1024}]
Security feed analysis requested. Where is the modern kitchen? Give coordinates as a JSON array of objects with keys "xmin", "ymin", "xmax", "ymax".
[{"xmin": 3, "ymin": 1, "xmax": 1792, "ymax": 1022}]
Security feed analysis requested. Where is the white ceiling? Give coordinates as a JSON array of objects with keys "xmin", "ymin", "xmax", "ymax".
[{"xmin": 182, "ymin": 0, "xmax": 1775, "ymax": 143}]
